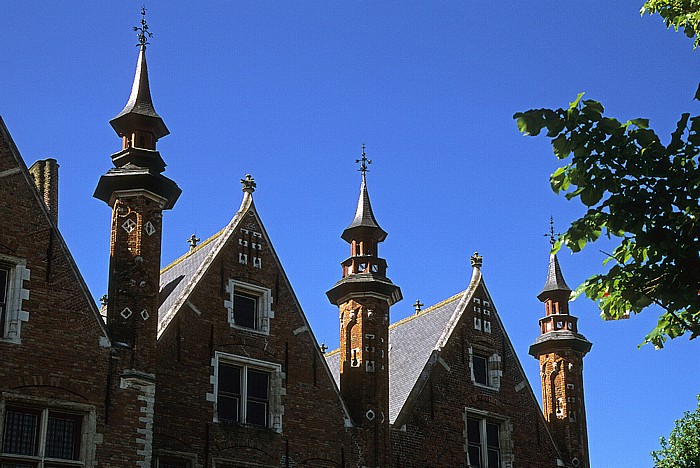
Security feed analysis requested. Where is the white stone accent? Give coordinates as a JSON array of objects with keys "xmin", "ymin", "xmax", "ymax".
[
  {"xmin": 120, "ymin": 307, "xmax": 133, "ymax": 319},
  {"xmin": 120, "ymin": 374, "xmax": 156, "ymax": 468},
  {"xmin": 0, "ymin": 258, "xmax": 31, "ymax": 343},
  {"xmin": 144, "ymin": 221, "xmax": 156, "ymax": 236},
  {"xmin": 122, "ymin": 218, "xmax": 137, "ymax": 233}
]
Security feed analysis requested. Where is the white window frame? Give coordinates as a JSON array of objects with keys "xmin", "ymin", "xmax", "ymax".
[
  {"xmin": 224, "ymin": 280, "xmax": 274, "ymax": 334},
  {"xmin": 211, "ymin": 353, "xmax": 284, "ymax": 433},
  {"xmin": 469, "ymin": 347, "xmax": 502, "ymax": 391},
  {"xmin": 0, "ymin": 393, "xmax": 97, "ymax": 467},
  {"xmin": 0, "ymin": 254, "xmax": 30, "ymax": 344}
]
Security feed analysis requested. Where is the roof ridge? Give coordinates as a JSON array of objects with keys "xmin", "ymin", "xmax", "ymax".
[{"xmin": 160, "ymin": 228, "xmax": 225, "ymax": 274}]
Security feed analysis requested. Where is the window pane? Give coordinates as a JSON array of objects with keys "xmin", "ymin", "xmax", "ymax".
[
  {"xmin": 46, "ymin": 413, "xmax": 81, "ymax": 460},
  {"xmin": 466, "ymin": 417, "xmax": 481, "ymax": 444},
  {"xmin": 246, "ymin": 401, "xmax": 267, "ymax": 427},
  {"xmin": 233, "ymin": 293, "xmax": 257, "ymax": 329},
  {"xmin": 473, "ymin": 356, "xmax": 488, "ymax": 385},
  {"xmin": 2, "ymin": 408, "xmax": 39, "ymax": 456},
  {"xmin": 218, "ymin": 364, "xmax": 241, "ymax": 395},
  {"xmin": 467, "ymin": 445, "xmax": 482, "ymax": 467},
  {"xmin": 486, "ymin": 422, "xmax": 500, "ymax": 448},
  {"xmin": 247, "ymin": 370, "xmax": 269, "ymax": 400},
  {"xmin": 487, "ymin": 449, "xmax": 500, "ymax": 468},
  {"xmin": 218, "ymin": 395, "xmax": 239, "ymax": 422},
  {"xmin": 2, "ymin": 463, "xmax": 38, "ymax": 468}
]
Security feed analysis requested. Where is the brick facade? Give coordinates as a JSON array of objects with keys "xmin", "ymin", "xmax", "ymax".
[{"xmin": 0, "ymin": 38, "xmax": 591, "ymax": 467}]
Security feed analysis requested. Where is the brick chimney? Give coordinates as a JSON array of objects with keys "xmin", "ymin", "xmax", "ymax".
[{"xmin": 28, "ymin": 158, "xmax": 59, "ymax": 225}]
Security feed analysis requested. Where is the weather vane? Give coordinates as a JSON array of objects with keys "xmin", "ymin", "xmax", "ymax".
[
  {"xmin": 356, "ymin": 143, "xmax": 372, "ymax": 174},
  {"xmin": 545, "ymin": 216, "xmax": 559, "ymax": 247},
  {"xmin": 134, "ymin": 5, "xmax": 153, "ymax": 48}
]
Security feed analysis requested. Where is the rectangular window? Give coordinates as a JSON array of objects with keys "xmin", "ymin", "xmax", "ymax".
[
  {"xmin": 233, "ymin": 293, "xmax": 257, "ymax": 329},
  {"xmin": 472, "ymin": 355, "xmax": 488, "ymax": 386},
  {"xmin": 226, "ymin": 280, "xmax": 274, "ymax": 334},
  {"xmin": 466, "ymin": 417, "xmax": 500, "ymax": 468},
  {"xmin": 1, "ymin": 406, "xmax": 82, "ymax": 465},
  {"xmin": 470, "ymin": 350, "xmax": 501, "ymax": 390},
  {"xmin": 216, "ymin": 363, "xmax": 270, "ymax": 428}
]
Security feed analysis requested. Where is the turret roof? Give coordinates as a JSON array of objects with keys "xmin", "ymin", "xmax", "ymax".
[
  {"xmin": 537, "ymin": 253, "xmax": 571, "ymax": 301},
  {"xmin": 110, "ymin": 46, "xmax": 169, "ymax": 139},
  {"xmin": 341, "ymin": 173, "xmax": 387, "ymax": 243}
]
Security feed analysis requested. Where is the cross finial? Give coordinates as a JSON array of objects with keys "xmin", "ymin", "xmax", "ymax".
[
  {"xmin": 187, "ymin": 233, "xmax": 200, "ymax": 251},
  {"xmin": 241, "ymin": 174, "xmax": 257, "ymax": 193},
  {"xmin": 413, "ymin": 299, "xmax": 424, "ymax": 314},
  {"xmin": 320, "ymin": 343, "xmax": 328, "ymax": 353},
  {"xmin": 134, "ymin": 5, "xmax": 153, "ymax": 48},
  {"xmin": 100, "ymin": 294, "xmax": 108, "ymax": 307},
  {"xmin": 356, "ymin": 143, "xmax": 372, "ymax": 174},
  {"xmin": 544, "ymin": 216, "xmax": 559, "ymax": 247},
  {"xmin": 470, "ymin": 252, "xmax": 483, "ymax": 268}
]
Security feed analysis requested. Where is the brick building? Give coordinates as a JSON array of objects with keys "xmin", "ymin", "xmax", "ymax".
[{"xmin": 0, "ymin": 29, "xmax": 592, "ymax": 468}]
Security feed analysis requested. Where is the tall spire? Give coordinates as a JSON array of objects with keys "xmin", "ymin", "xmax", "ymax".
[
  {"xmin": 110, "ymin": 6, "xmax": 169, "ymax": 141},
  {"xmin": 341, "ymin": 145, "xmax": 387, "ymax": 243}
]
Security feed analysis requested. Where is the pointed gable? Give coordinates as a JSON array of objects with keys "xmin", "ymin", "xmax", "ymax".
[{"xmin": 0, "ymin": 116, "xmax": 108, "ymax": 343}]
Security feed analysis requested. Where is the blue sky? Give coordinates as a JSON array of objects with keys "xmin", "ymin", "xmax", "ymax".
[{"xmin": 1, "ymin": 1, "xmax": 698, "ymax": 466}]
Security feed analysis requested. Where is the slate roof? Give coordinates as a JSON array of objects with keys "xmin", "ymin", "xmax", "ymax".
[
  {"xmin": 110, "ymin": 46, "xmax": 169, "ymax": 139},
  {"xmin": 537, "ymin": 253, "xmax": 571, "ymax": 300},
  {"xmin": 341, "ymin": 173, "xmax": 387, "ymax": 243},
  {"xmin": 158, "ymin": 229, "xmax": 223, "ymax": 324},
  {"xmin": 156, "ymin": 194, "xmax": 250, "ymax": 337},
  {"xmin": 326, "ymin": 268, "xmax": 482, "ymax": 425}
]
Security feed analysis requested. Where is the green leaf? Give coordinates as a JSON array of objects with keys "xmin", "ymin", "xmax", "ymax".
[
  {"xmin": 569, "ymin": 92, "xmax": 585, "ymax": 110},
  {"xmin": 627, "ymin": 118, "xmax": 650, "ymax": 129}
]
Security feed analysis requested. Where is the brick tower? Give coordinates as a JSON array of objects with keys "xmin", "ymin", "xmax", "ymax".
[
  {"xmin": 94, "ymin": 19, "xmax": 180, "ymax": 375},
  {"xmin": 529, "ymin": 249, "xmax": 592, "ymax": 468},
  {"xmin": 327, "ymin": 148, "xmax": 402, "ymax": 467}
]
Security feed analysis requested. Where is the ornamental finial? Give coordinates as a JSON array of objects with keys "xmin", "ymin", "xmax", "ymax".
[
  {"xmin": 187, "ymin": 233, "xmax": 200, "ymax": 251},
  {"xmin": 544, "ymin": 216, "xmax": 559, "ymax": 247},
  {"xmin": 356, "ymin": 143, "xmax": 372, "ymax": 174},
  {"xmin": 470, "ymin": 252, "xmax": 483, "ymax": 268},
  {"xmin": 134, "ymin": 5, "xmax": 153, "ymax": 48},
  {"xmin": 241, "ymin": 174, "xmax": 257, "ymax": 193}
]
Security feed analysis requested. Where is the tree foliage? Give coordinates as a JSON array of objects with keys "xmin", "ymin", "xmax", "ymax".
[
  {"xmin": 642, "ymin": 0, "xmax": 700, "ymax": 48},
  {"xmin": 652, "ymin": 395, "xmax": 700, "ymax": 467},
  {"xmin": 513, "ymin": 92, "xmax": 700, "ymax": 348}
]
